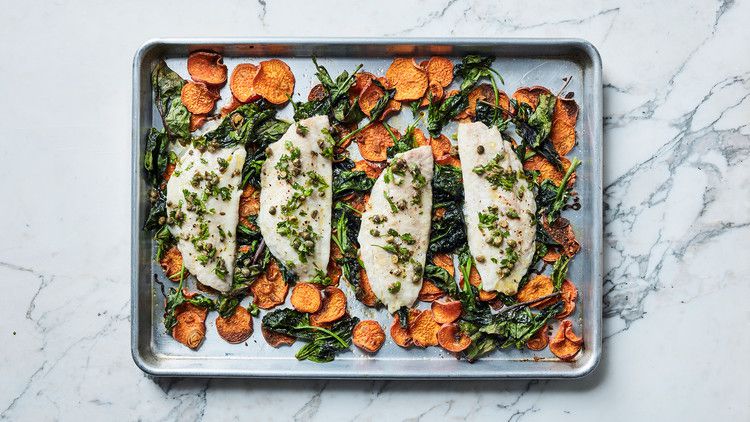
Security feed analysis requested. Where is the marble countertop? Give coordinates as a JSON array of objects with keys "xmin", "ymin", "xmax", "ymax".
[{"xmin": 2, "ymin": 0, "xmax": 748, "ymax": 420}]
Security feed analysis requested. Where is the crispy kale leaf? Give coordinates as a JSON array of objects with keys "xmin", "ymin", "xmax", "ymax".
[
  {"xmin": 151, "ymin": 60, "xmax": 190, "ymax": 144},
  {"xmin": 333, "ymin": 159, "xmax": 375, "ymax": 200}
]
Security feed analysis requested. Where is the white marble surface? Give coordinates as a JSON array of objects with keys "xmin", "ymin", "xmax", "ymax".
[{"xmin": 2, "ymin": 0, "xmax": 749, "ymax": 420}]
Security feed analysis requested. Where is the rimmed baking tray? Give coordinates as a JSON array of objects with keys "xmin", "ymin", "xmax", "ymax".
[{"xmin": 131, "ymin": 38, "xmax": 602, "ymax": 379}]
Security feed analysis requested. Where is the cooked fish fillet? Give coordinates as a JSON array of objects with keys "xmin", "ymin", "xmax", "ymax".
[
  {"xmin": 258, "ymin": 115, "xmax": 333, "ymax": 282},
  {"xmin": 166, "ymin": 144, "xmax": 246, "ymax": 292},
  {"xmin": 458, "ymin": 122, "xmax": 536, "ymax": 295},
  {"xmin": 358, "ymin": 146, "xmax": 434, "ymax": 313}
]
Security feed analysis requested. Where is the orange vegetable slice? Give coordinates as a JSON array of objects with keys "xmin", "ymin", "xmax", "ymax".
[
  {"xmin": 308, "ymin": 83, "xmax": 327, "ymax": 102},
  {"xmin": 526, "ymin": 324, "xmax": 549, "ymax": 351},
  {"xmin": 309, "ymin": 286, "xmax": 347, "ymax": 325},
  {"xmin": 350, "ymin": 72, "xmax": 375, "ymax": 98},
  {"xmin": 550, "ymin": 320, "xmax": 583, "ymax": 361},
  {"xmin": 431, "ymin": 299, "xmax": 462, "ymax": 324},
  {"xmin": 239, "ymin": 184, "xmax": 260, "ymax": 227},
  {"xmin": 356, "ymin": 267, "xmax": 378, "ymax": 307},
  {"xmin": 252, "ymin": 59, "xmax": 295, "ymax": 105},
  {"xmin": 414, "ymin": 128, "xmax": 430, "ymax": 147},
  {"xmin": 181, "ymin": 82, "xmax": 219, "ymax": 114},
  {"xmin": 429, "ymin": 134, "xmax": 454, "ymax": 161},
  {"xmin": 220, "ymin": 96, "xmax": 243, "ymax": 117},
  {"xmin": 327, "ymin": 257, "xmax": 342, "ymax": 287},
  {"xmin": 172, "ymin": 303, "xmax": 208, "ymax": 349},
  {"xmin": 523, "ymin": 155, "xmax": 576, "ymax": 188},
  {"xmin": 421, "ymin": 57, "xmax": 454, "ymax": 88},
  {"xmin": 464, "ymin": 265, "xmax": 497, "ymax": 302},
  {"xmin": 354, "ymin": 159, "xmax": 385, "ymax": 179},
  {"xmin": 408, "ymin": 309, "xmax": 441, "ymax": 347},
  {"xmin": 551, "ymin": 96, "xmax": 578, "ymax": 156},
  {"xmin": 556, "ymin": 280, "xmax": 578, "ymax": 319},
  {"xmin": 512, "ymin": 85, "xmax": 552, "ymax": 110},
  {"xmin": 159, "ymin": 246, "xmax": 184, "ymax": 281},
  {"xmin": 261, "ymin": 326, "xmax": 296, "ymax": 347},
  {"xmin": 189, "ymin": 114, "xmax": 209, "ymax": 132},
  {"xmin": 230, "ymin": 63, "xmax": 260, "ymax": 103},
  {"xmin": 290, "ymin": 283, "xmax": 323, "ymax": 314},
  {"xmin": 432, "ymin": 253, "xmax": 455, "ymax": 277},
  {"xmin": 385, "ymin": 58, "xmax": 429, "ymax": 101},
  {"xmin": 418, "ymin": 280, "xmax": 444, "ymax": 302},
  {"xmin": 516, "ymin": 274, "xmax": 555, "ymax": 306},
  {"xmin": 390, "ymin": 313, "xmax": 413, "ymax": 348},
  {"xmin": 352, "ymin": 320, "xmax": 386, "ymax": 353},
  {"xmin": 187, "ymin": 51, "xmax": 227, "ymax": 86},
  {"xmin": 215, "ymin": 306, "xmax": 253, "ymax": 344},
  {"xmin": 355, "ymin": 123, "xmax": 395, "ymax": 162},
  {"xmin": 437, "ymin": 323, "xmax": 471, "ymax": 352},
  {"xmin": 251, "ymin": 260, "xmax": 289, "ymax": 309},
  {"xmin": 419, "ymin": 82, "xmax": 444, "ymax": 107},
  {"xmin": 542, "ymin": 247, "xmax": 562, "ymax": 264}
]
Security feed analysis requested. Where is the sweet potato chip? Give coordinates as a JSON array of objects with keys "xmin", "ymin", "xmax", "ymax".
[
  {"xmin": 429, "ymin": 134, "xmax": 453, "ymax": 160},
  {"xmin": 385, "ymin": 58, "xmax": 429, "ymax": 101},
  {"xmin": 310, "ymin": 286, "xmax": 347, "ymax": 325},
  {"xmin": 308, "ymin": 83, "xmax": 327, "ymax": 102},
  {"xmin": 230, "ymin": 63, "xmax": 260, "ymax": 103},
  {"xmin": 418, "ymin": 280, "xmax": 444, "ymax": 302},
  {"xmin": 468, "ymin": 84, "xmax": 502, "ymax": 118},
  {"xmin": 216, "ymin": 306, "xmax": 253, "ymax": 344},
  {"xmin": 187, "ymin": 51, "xmax": 228, "ymax": 86},
  {"xmin": 163, "ymin": 163, "xmax": 176, "ymax": 184},
  {"xmin": 327, "ymin": 258, "xmax": 342, "ymax": 287},
  {"xmin": 172, "ymin": 303, "xmax": 207, "ymax": 349},
  {"xmin": 341, "ymin": 193, "xmax": 369, "ymax": 214},
  {"xmin": 354, "ymin": 159, "xmax": 385, "ymax": 179},
  {"xmin": 414, "ymin": 128, "xmax": 430, "ymax": 147},
  {"xmin": 353, "ymin": 320, "xmax": 386, "ymax": 353},
  {"xmin": 408, "ymin": 309, "xmax": 440, "ymax": 347},
  {"xmin": 437, "ymin": 323, "xmax": 472, "ymax": 352},
  {"xmin": 160, "ymin": 246, "xmax": 184, "ymax": 281},
  {"xmin": 432, "ymin": 299, "xmax": 462, "ymax": 324},
  {"xmin": 290, "ymin": 283, "xmax": 323, "ymax": 314},
  {"xmin": 390, "ymin": 314, "xmax": 413, "ymax": 348},
  {"xmin": 432, "ymin": 253, "xmax": 455, "ymax": 277},
  {"xmin": 542, "ymin": 247, "xmax": 562, "ymax": 264},
  {"xmin": 550, "ymin": 320, "xmax": 582, "ymax": 361},
  {"xmin": 220, "ymin": 96, "xmax": 243, "ymax": 117},
  {"xmin": 523, "ymin": 155, "xmax": 576, "ymax": 188},
  {"xmin": 551, "ymin": 97, "xmax": 578, "ymax": 156},
  {"xmin": 239, "ymin": 184, "xmax": 260, "ymax": 224},
  {"xmin": 542, "ymin": 217, "xmax": 581, "ymax": 257},
  {"xmin": 464, "ymin": 266, "xmax": 497, "ymax": 302},
  {"xmin": 516, "ymin": 274, "xmax": 554, "ymax": 306},
  {"xmin": 261, "ymin": 326, "xmax": 296, "ymax": 347},
  {"xmin": 358, "ymin": 78, "xmax": 402, "ymax": 119},
  {"xmin": 253, "ymin": 59, "xmax": 295, "ymax": 105},
  {"xmin": 526, "ymin": 324, "xmax": 549, "ymax": 351},
  {"xmin": 190, "ymin": 114, "xmax": 209, "ymax": 132},
  {"xmin": 350, "ymin": 72, "xmax": 375, "ymax": 98},
  {"xmin": 419, "ymin": 82, "xmax": 444, "ymax": 107},
  {"xmin": 251, "ymin": 260, "xmax": 289, "ymax": 309},
  {"xmin": 556, "ymin": 280, "xmax": 578, "ymax": 319},
  {"xmin": 181, "ymin": 82, "xmax": 219, "ymax": 114},
  {"xmin": 512, "ymin": 86, "xmax": 552, "ymax": 110},
  {"xmin": 356, "ymin": 267, "xmax": 378, "ymax": 307},
  {"xmin": 355, "ymin": 123, "xmax": 395, "ymax": 162},
  {"xmin": 421, "ymin": 57, "xmax": 454, "ymax": 88}
]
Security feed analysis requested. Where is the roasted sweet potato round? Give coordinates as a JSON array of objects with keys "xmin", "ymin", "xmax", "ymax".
[
  {"xmin": 419, "ymin": 82, "xmax": 444, "ymax": 107},
  {"xmin": 526, "ymin": 324, "xmax": 549, "ymax": 351},
  {"xmin": 172, "ymin": 303, "xmax": 208, "ymax": 349},
  {"xmin": 187, "ymin": 51, "xmax": 228, "ymax": 86},
  {"xmin": 385, "ymin": 58, "xmax": 429, "ymax": 101},
  {"xmin": 251, "ymin": 260, "xmax": 289, "ymax": 309},
  {"xmin": 542, "ymin": 217, "xmax": 581, "ymax": 258},
  {"xmin": 354, "ymin": 159, "xmax": 385, "ymax": 179},
  {"xmin": 551, "ymin": 97, "xmax": 578, "ymax": 156},
  {"xmin": 516, "ymin": 274, "xmax": 555, "ymax": 306},
  {"xmin": 390, "ymin": 314, "xmax": 413, "ymax": 348},
  {"xmin": 189, "ymin": 114, "xmax": 209, "ymax": 132},
  {"xmin": 230, "ymin": 63, "xmax": 260, "ymax": 103},
  {"xmin": 290, "ymin": 283, "xmax": 323, "ymax": 314},
  {"xmin": 159, "ymin": 246, "xmax": 184, "ymax": 281},
  {"xmin": 216, "ymin": 306, "xmax": 253, "ymax": 344},
  {"xmin": 422, "ymin": 57, "xmax": 454, "ymax": 87},
  {"xmin": 308, "ymin": 83, "xmax": 327, "ymax": 102},
  {"xmin": 555, "ymin": 280, "xmax": 578, "ymax": 319},
  {"xmin": 431, "ymin": 299, "xmax": 462, "ymax": 324},
  {"xmin": 353, "ymin": 320, "xmax": 386, "ymax": 353},
  {"xmin": 355, "ymin": 123, "xmax": 395, "ymax": 162},
  {"xmin": 252, "ymin": 59, "xmax": 295, "ymax": 104},
  {"xmin": 418, "ymin": 280, "xmax": 444, "ymax": 302},
  {"xmin": 310, "ymin": 286, "xmax": 347, "ymax": 325},
  {"xmin": 437, "ymin": 323, "xmax": 471, "ymax": 352},
  {"xmin": 408, "ymin": 309, "xmax": 440, "ymax": 347},
  {"xmin": 356, "ymin": 267, "xmax": 378, "ymax": 307},
  {"xmin": 181, "ymin": 82, "xmax": 219, "ymax": 114},
  {"xmin": 550, "ymin": 320, "xmax": 583, "ymax": 361},
  {"xmin": 523, "ymin": 155, "xmax": 576, "ymax": 188}
]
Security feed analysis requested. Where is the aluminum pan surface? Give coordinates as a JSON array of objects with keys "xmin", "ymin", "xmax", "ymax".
[{"xmin": 131, "ymin": 38, "xmax": 602, "ymax": 379}]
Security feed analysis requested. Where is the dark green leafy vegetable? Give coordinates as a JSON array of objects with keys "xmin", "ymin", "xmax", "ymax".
[
  {"xmin": 152, "ymin": 60, "xmax": 190, "ymax": 144},
  {"xmin": 475, "ymin": 101, "xmax": 509, "ymax": 131},
  {"xmin": 143, "ymin": 188, "xmax": 167, "ymax": 231},
  {"xmin": 154, "ymin": 225, "xmax": 175, "ymax": 261},
  {"xmin": 333, "ymin": 159, "xmax": 375, "ymax": 199},
  {"xmin": 261, "ymin": 308, "xmax": 358, "ymax": 363},
  {"xmin": 396, "ymin": 306, "xmax": 410, "ymax": 329},
  {"xmin": 429, "ymin": 164, "xmax": 466, "ymax": 254},
  {"xmin": 551, "ymin": 255, "xmax": 570, "ymax": 291},
  {"xmin": 426, "ymin": 90, "xmax": 468, "ymax": 137},
  {"xmin": 143, "ymin": 128, "xmax": 169, "ymax": 186},
  {"xmin": 386, "ymin": 116, "xmax": 423, "ymax": 158},
  {"xmin": 453, "ymin": 55, "xmax": 504, "ymax": 91},
  {"xmin": 293, "ymin": 58, "xmax": 363, "ymax": 123},
  {"xmin": 423, "ymin": 260, "xmax": 457, "ymax": 297}
]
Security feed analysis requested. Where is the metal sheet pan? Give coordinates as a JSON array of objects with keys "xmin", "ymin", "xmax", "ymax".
[{"xmin": 131, "ymin": 38, "xmax": 602, "ymax": 379}]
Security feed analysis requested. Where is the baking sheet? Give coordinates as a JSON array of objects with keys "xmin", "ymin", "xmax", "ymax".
[{"xmin": 131, "ymin": 38, "xmax": 603, "ymax": 378}]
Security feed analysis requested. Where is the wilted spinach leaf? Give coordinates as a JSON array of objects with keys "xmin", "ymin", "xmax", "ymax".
[{"xmin": 152, "ymin": 60, "xmax": 190, "ymax": 144}]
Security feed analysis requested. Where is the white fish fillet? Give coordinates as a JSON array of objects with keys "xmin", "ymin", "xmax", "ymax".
[
  {"xmin": 358, "ymin": 146, "xmax": 434, "ymax": 313},
  {"xmin": 458, "ymin": 122, "xmax": 536, "ymax": 295},
  {"xmin": 166, "ymin": 145, "xmax": 246, "ymax": 292},
  {"xmin": 258, "ymin": 115, "xmax": 332, "ymax": 282}
]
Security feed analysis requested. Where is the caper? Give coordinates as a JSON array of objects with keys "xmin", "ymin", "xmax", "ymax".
[
  {"xmin": 390, "ymin": 255, "xmax": 399, "ymax": 264},
  {"xmin": 311, "ymin": 210, "xmax": 318, "ymax": 219},
  {"xmin": 476, "ymin": 145, "xmax": 485, "ymax": 154},
  {"xmin": 476, "ymin": 255, "xmax": 486, "ymax": 263},
  {"xmin": 265, "ymin": 147, "xmax": 273, "ymax": 156},
  {"xmin": 370, "ymin": 229, "xmax": 380, "ymax": 237},
  {"xmin": 269, "ymin": 206, "xmax": 277, "ymax": 215}
]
